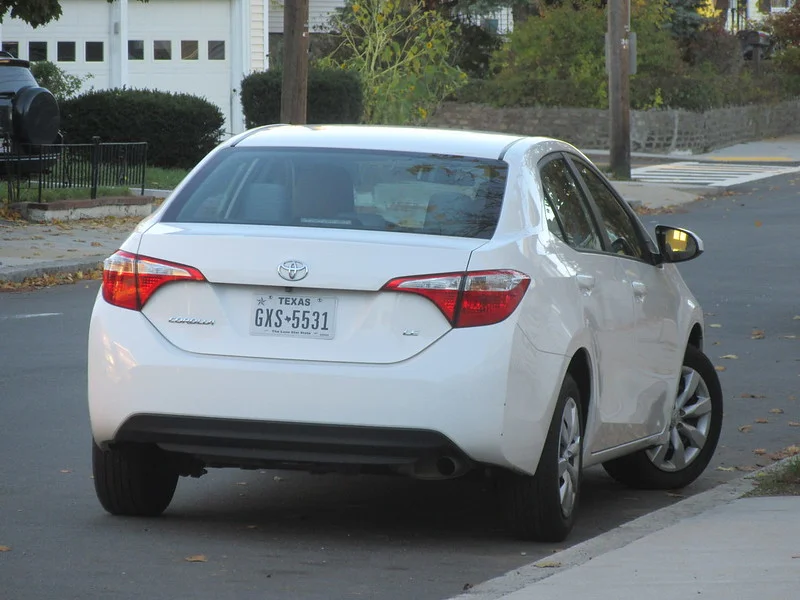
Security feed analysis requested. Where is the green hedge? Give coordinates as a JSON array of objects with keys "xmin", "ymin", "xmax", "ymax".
[
  {"xmin": 457, "ymin": 71, "xmax": 800, "ymax": 112},
  {"xmin": 240, "ymin": 68, "xmax": 363, "ymax": 127},
  {"xmin": 59, "ymin": 88, "xmax": 225, "ymax": 169}
]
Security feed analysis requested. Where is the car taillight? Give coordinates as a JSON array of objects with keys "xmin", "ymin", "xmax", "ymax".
[
  {"xmin": 383, "ymin": 270, "xmax": 531, "ymax": 328},
  {"xmin": 102, "ymin": 250, "xmax": 206, "ymax": 311}
]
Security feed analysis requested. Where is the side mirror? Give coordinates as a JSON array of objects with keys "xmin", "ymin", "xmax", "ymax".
[{"xmin": 655, "ymin": 225, "xmax": 704, "ymax": 264}]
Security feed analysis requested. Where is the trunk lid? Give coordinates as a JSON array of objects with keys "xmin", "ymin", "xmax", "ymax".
[{"xmin": 137, "ymin": 223, "xmax": 486, "ymax": 364}]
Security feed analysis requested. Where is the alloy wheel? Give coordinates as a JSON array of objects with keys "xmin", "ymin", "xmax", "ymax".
[
  {"xmin": 558, "ymin": 396, "xmax": 581, "ymax": 517},
  {"xmin": 646, "ymin": 366, "xmax": 713, "ymax": 472}
]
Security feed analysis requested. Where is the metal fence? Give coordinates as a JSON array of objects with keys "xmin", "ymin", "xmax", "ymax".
[{"xmin": 1, "ymin": 139, "xmax": 148, "ymax": 204}]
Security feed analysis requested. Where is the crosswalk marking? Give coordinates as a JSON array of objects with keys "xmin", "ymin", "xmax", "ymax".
[{"xmin": 630, "ymin": 161, "xmax": 800, "ymax": 188}]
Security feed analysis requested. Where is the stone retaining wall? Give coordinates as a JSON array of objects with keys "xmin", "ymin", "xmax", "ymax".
[{"xmin": 427, "ymin": 100, "xmax": 800, "ymax": 153}]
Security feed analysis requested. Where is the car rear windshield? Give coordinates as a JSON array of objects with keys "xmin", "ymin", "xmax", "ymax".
[{"xmin": 162, "ymin": 147, "xmax": 508, "ymax": 239}]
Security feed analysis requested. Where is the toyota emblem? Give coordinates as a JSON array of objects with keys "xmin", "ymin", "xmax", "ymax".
[{"xmin": 278, "ymin": 260, "xmax": 309, "ymax": 281}]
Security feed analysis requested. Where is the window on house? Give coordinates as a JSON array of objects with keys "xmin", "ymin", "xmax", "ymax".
[
  {"xmin": 128, "ymin": 40, "xmax": 144, "ymax": 60},
  {"xmin": 29, "ymin": 42, "xmax": 48, "ymax": 62},
  {"xmin": 1, "ymin": 42, "xmax": 19, "ymax": 58},
  {"xmin": 57, "ymin": 41, "xmax": 76, "ymax": 62},
  {"xmin": 181, "ymin": 40, "xmax": 199, "ymax": 60},
  {"xmin": 86, "ymin": 41, "xmax": 104, "ymax": 62},
  {"xmin": 154, "ymin": 40, "xmax": 172, "ymax": 60},
  {"xmin": 208, "ymin": 40, "xmax": 225, "ymax": 60}
]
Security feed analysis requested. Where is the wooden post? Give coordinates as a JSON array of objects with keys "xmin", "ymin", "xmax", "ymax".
[
  {"xmin": 608, "ymin": 0, "xmax": 631, "ymax": 180},
  {"xmin": 281, "ymin": 0, "xmax": 309, "ymax": 124}
]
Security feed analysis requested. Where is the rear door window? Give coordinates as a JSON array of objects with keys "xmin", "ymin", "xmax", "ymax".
[{"xmin": 163, "ymin": 148, "xmax": 509, "ymax": 239}]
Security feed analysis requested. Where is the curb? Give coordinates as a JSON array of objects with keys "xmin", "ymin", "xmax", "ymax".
[
  {"xmin": 0, "ymin": 256, "xmax": 108, "ymax": 283},
  {"xmin": 450, "ymin": 456, "xmax": 798, "ymax": 600}
]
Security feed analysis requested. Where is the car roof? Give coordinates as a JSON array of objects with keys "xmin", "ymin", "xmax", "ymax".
[{"xmin": 233, "ymin": 124, "xmax": 550, "ymax": 160}]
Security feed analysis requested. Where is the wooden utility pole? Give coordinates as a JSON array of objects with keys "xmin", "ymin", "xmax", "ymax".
[
  {"xmin": 608, "ymin": 0, "xmax": 631, "ymax": 180},
  {"xmin": 281, "ymin": 0, "xmax": 309, "ymax": 124}
]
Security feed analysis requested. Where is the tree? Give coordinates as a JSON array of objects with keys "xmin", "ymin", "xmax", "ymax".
[
  {"xmin": 322, "ymin": 0, "xmax": 466, "ymax": 124},
  {"xmin": 0, "ymin": 0, "xmax": 147, "ymax": 28}
]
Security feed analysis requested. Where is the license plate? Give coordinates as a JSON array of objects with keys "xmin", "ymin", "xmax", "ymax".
[{"xmin": 250, "ymin": 293, "xmax": 336, "ymax": 339}]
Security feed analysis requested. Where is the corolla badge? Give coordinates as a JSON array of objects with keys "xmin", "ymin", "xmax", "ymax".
[{"xmin": 278, "ymin": 260, "xmax": 309, "ymax": 281}]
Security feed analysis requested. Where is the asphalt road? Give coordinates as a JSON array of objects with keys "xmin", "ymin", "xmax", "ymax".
[{"xmin": 0, "ymin": 177, "xmax": 797, "ymax": 600}]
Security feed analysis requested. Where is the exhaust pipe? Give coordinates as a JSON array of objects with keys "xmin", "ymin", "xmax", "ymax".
[
  {"xmin": 395, "ymin": 454, "xmax": 472, "ymax": 480},
  {"xmin": 436, "ymin": 456, "xmax": 459, "ymax": 477}
]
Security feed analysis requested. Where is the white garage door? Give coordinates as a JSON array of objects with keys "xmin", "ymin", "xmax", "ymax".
[
  {"xmin": 128, "ymin": 0, "xmax": 232, "ymax": 133},
  {"xmin": 1, "ymin": 0, "xmax": 111, "ymax": 94}
]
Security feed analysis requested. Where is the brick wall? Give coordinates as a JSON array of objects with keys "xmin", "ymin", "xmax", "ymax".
[{"xmin": 427, "ymin": 100, "xmax": 800, "ymax": 153}]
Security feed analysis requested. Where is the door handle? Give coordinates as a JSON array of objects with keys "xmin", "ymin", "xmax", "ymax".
[
  {"xmin": 577, "ymin": 274, "xmax": 595, "ymax": 293},
  {"xmin": 632, "ymin": 281, "xmax": 648, "ymax": 299}
]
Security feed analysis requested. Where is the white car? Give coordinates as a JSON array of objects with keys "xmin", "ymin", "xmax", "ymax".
[{"xmin": 88, "ymin": 125, "xmax": 723, "ymax": 542}]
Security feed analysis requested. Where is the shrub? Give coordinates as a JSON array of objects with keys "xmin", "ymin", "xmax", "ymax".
[
  {"xmin": 451, "ymin": 20, "xmax": 504, "ymax": 79},
  {"xmin": 59, "ymin": 88, "xmax": 224, "ymax": 169},
  {"xmin": 240, "ymin": 68, "xmax": 364, "ymax": 127},
  {"xmin": 488, "ymin": 0, "xmax": 685, "ymax": 110},
  {"xmin": 29, "ymin": 61, "xmax": 92, "ymax": 102}
]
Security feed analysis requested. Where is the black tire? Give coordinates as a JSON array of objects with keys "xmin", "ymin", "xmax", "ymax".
[
  {"xmin": 500, "ymin": 374, "xmax": 583, "ymax": 542},
  {"xmin": 602, "ymin": 345, "xmax": 723, "ymax": 490},
  {"xmin": 92, "ymin": 441, "xmax": 179, "ymax": 516}
]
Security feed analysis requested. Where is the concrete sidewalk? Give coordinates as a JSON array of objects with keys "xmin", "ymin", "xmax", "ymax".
[{"xmin": 452, "ymin": 467, "xmax": 800, "ymax": 600}]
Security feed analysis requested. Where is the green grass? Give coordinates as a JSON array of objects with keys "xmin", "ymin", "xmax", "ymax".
[
  {"xmin": 145, "ymin": 167, "xmax": 190, "ymax": 190},
  {"xmin": 9, "ymin": 186, "xmax": 133, "ymax": 203},
  {"xmin": 744, "ymin": 456, "xmax": 800, "ymax": 497}
]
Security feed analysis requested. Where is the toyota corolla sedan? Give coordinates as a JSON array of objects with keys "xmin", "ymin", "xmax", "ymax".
[{"xmin": 88, "ymin": 125, "xmax": 723, "ymax": 542}]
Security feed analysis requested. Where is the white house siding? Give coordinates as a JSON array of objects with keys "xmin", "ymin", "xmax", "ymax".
[
  {"xmin": 268, "ymin": 0, "xmax": 344, "ymax": 33},
  {"xmin": 250, "ymin": 0, "xmax": 266, "ymax": 70}
]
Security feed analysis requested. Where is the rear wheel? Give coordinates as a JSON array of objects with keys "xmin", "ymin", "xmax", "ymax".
[
  {"xmin": 92, "ymin": 441, "xmax": 179, "ymax": 516},
  {"xmin": 603, "ymin": 345, "xmax": 723, "ymax": 490},
  {"xmin": 500, "ymin": 374, "xmax": 582, "ymax": 542}
]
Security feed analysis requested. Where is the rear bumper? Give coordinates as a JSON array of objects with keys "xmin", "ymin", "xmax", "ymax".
[
  {"xmin": 114, "ymin": 415, "xmax": 466, "ymax": 470},
  {"xmin": 88, "ymin": 296, "xmax": 567, "ymax": 474}
]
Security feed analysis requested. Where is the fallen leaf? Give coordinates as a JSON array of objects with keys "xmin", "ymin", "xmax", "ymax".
[
  {"xmin": 790, "ymin": 395, "xmax": 798, "ymax": 401},
  {"xmin": 738, "ymin": 425, "xmax": 753, "ymax": 433},
  {"xmin": 59, "ymin": 469, "xmax": 72, "ymax": 474},
  {"xmin": 184, "ymin": 555, "xmax": 208, "ymax": 563},
  {"xmin": 780, "ymin": 335, "xmax": 797, "ymax": 340},
  {"xmin": 769, "ymin": 408, "xmax": 784, "ymax": 414},
  {"xmin": 755, "ymin": 418, "xmax": 769, "ymax": 424},
  {"xmin": 773, "ymin": 445, "xmax": 800, "ymax": 459},
  {"xmin": 720, "ymin": 354, "xmax": 738, "ymax": 360},
  {"xmin": 90, "ymin": 241, "xmax": 102, "ymax": 247},
  {"xmin": 789, "ymin": 422, "xmax": 800, "ymax": 427},
  {"xmin": 794, "ymin": 316, "xmax": 800, "ymax": 321},
  {"xmin": 715, "ymin": 365, "xmax": 726, "ymax": 372},
  {"xmin": 535, "ymin": 561, "xmax": 562, "ymax": 568},
  {"xmin": 716, "ymin": 466, "xmax": 735, "ymax": 471},
  {"xmin": 755, "ymin": 220, "xmax": 763, "ymax": 227},
  {"xmin": 751, "ymin": 329, "xmax": 765, "ymax": 340},
  {"xmin": 736, "ymin": 465, "xmax": 758, "ymax": 472},
  {"xmin": 712, "ymin": 341, "xmax": 720, "ymax": 345},
  {"xmin": 0, "ymin": 545, "xmax": 10, "ymax": 552},
  {"xmin": 709, "ymin": 323, "xmax": 722, "ymax": 328},
  {"xmin": 753, "ymin": 449, "xmax": 767, "ymax": 455}
]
